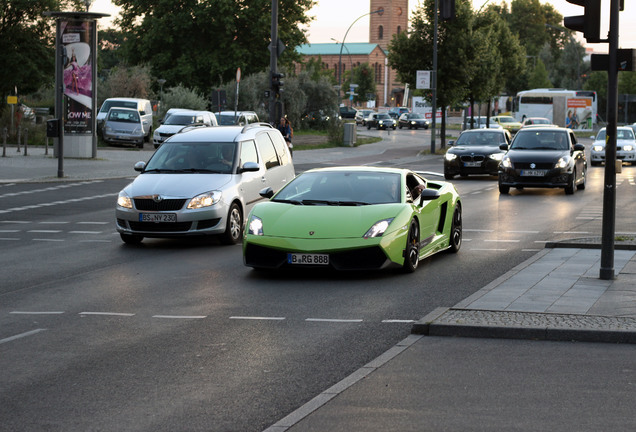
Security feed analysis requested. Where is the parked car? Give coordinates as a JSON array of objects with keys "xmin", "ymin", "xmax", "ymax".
[
  {"xmin": 115, "ymin": 123, "xmax": 295, "ymax": 245},
  {"xmin": 444, "ymin": 129, "xmax": 512, "ymax": 179},
  {"xmin": 398, "ymin": 112, "xmax": 430, "ymax": 130},
  {"xmin": 491, "ymin": 115, "xmax": 523, "ymax": 134},
  {"xmin": 153, "ymin": 110, "xmax": 218, "ymax": 148},
  {"xmin": 522, "ymin": 117, "xmax": 552, "ymax": 127},
  {"xmin": 366, "ymin": 112, "xmax": 396, "ymax": 130},
  {"xmin": 102, "ymin": 107, "xmax": 146, "ymax": 148},
  {"xmin": 590, "ymin": 127, "xmax": 636, "ymax": 166},
  {"xmin": 97, "ymin": 98, "xmax": 153, "ymax": 141},
  {"xmin": 215, "ymin": 111, "xmax": 259, "ymax": 126},
  {"xmin": 355, "ymin": 109, "xmax": 375, "ymax": 125},
  {"xmin": 338, "ymin": 106, "xmax": 357, "ymax": 119},
  {"xmin": 243, "ymin": 166, "xmax": 462, "ymax": 272},
  {"xmin": 498, "ymin": 127, "xmax": 587, "ymax": 195}
]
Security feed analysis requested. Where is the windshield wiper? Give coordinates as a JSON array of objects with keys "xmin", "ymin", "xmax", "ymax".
[
  {"xmin": 272, "ymin": 199, "xmax": 303, "ymax": 205},
  {"xmin": 301, "ymin": 199, "xmax": 368, "ymax": 206}
]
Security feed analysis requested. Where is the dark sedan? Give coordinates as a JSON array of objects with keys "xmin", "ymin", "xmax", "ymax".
[
  {"xmin": 366, "ymin": 112, "xmax": 396, "ymax": 130},
  {"xmin": 498, "ymin": 127, "xmax": 587, "ymax": 195},
  {"xmin": 398, "ymin": 112, "xmax": 430, "ymax": 130},
  {"xmin": 444, "ymin": 129, "xmax": 511, "ymax": 179}
]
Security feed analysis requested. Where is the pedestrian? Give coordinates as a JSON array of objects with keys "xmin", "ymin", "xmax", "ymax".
[{"xmin": 278, "ymin": 117, "xmax": 293, "ymax": 157}]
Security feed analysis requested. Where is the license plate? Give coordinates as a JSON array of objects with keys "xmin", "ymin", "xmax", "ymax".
[
  {"xmin": 287, "ymin": 253, "xmax": 329, "ymax": 265},
  {"xmin": 139, "ymin": 213, "xmax": 177, "ymax": 222},
  {"xmin": 521, "ymin": 169, "xmax": 547, "ymax": 177},
  {"xmin": 464, "ymin": 161, "xmax": 481, "ymax": 167}
]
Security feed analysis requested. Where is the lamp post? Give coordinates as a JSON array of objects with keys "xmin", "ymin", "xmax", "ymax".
[
  {"xmin": 337, "ymin": 9, "xmax": 383, "ymax": 102},
  {"xmin": 157, "ymin": 78, "xmax": 166, "ymax": 115}
]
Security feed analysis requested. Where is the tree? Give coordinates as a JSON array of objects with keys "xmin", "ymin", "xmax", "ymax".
[
  {"xmin": 342, "ymin": 63, "xmax": 376, "ymax": 105},
  {"xmin": 584, "ymin": 71, "xmax": 607, "ymax": 122},
  {"xmin": 112, "ymin": 0, "xmax": 315, "ymax": 93},
  {"xmin": 99, "ymin": 65, "xmax": 153, "ymax": 105},
  {"xmin": 528, "ymin": 59, "xmax": 552, "ymax": 89},
  {"xmin": 0, "ymin": 0, "xmax": 84, "ymax": 106}
]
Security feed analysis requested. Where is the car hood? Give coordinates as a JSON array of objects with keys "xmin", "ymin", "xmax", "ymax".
[
  {"xmin": 450, "ymin": 145, "xmax": 502, "ymax": 154},
  {"xmin": 124, "ymin": 173, "xmax": 232, "ymax": 198},
  {"xmin": 593, "ymin": 139, "xmax": 634, "ymax": 148},
  {"xmin": 156, "ymin": 125, "xmax": 187, "ymax": 134},
  {"xmin": 506, "ymin": 149, "xmax": 570, "ymax": 162},
  {"xmin": 252, "ymin": 202, "xmax": 405, "ymax": 239}
]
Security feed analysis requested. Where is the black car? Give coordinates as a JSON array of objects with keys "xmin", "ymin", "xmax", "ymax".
[
  {"xmin": 398, "ymin": 112, "xmax": 430, "ymax": 130},
  {"xmin": 366, "ymin": 112, "xmax": 396, "ymax": 130},
  {"xmin": 444, "ymin": 129, "xmax": 511, "ymax": 179},
  {"xmin": 339, "ymin": 106, "xmax": 357, "ymax": 119},
  {"xmin": 498, "ymin": 127, "xmax": 587, "ymax": 195}
]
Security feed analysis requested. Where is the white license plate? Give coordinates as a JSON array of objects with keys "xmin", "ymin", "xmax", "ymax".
[
  {"xmin": 464, "ymin": 161, "xmax": 481, "ymax": 167},
  {"xmin": 521, "ymin": 169, "xmax": 547, "ymax": 177},
  {"xmin": 287, "ymin": 253, "xmax": 329, "ymax": 265},
  {"xmin": 139, "ymin": 213, "xmax": 177, "ymax": 222}
]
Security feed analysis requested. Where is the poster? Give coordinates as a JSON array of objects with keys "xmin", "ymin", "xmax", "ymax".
[
  {"xmin": 61, "ymin": 20, "xmax": 93, "ymax": 134},
  {"xmin": 565, "ymin": 97, "xmax": 593, "ymax": 131}
]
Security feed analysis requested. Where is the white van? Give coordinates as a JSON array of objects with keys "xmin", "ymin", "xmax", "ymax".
[{"xmin": 97, "ymin": 98, "xmax": 153, "ymax": 142}]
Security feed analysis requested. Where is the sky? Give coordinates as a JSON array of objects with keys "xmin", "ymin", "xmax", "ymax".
[{"xmin": 91, "ymin": 0, "xmax": 636, "ymax": 51}]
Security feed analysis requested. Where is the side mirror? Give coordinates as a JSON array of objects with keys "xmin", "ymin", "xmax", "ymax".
[
  {"xmin": 448, "ymin": 140, "xmax": 455, "ymax": 146},
  {"xmin": 134, "ymin": 161, "xmax": 146, "ymax": 172},
  {"xmin": 418, "ymin": 188, "xmax": 440, "ymax": 206},
  {"xmin": 499, "ymin": 143, "xmax": 509, "ymax": 151},
  {"xmin": 240, "ymin": 161, "xmax": 260, "ymax": 173},
  {"xmin": 259, "ymin": 187, "xmax": 274, "ymax": 199},
  {"xmin": 573, "ymin": 143, "xmax": 585, "ymax": 152}
]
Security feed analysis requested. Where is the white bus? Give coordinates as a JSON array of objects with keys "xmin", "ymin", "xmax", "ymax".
[{"xmin": 514, "ymin": 88, "xmax": 597, "ymax": 130}]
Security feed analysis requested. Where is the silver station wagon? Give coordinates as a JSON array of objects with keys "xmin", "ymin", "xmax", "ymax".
[{"xmin": 115, "ymin": 123, "xmax": 295, "ymax": 244}]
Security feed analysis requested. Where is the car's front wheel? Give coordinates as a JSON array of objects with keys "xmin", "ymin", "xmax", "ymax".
[
  {"xmin": 402, "ymin": 219, "xmax": 420, "ymax": 273},
  {"xmin": 220, "ymin": 203, "xmax": 243, "ymax": 245},
  {"xmin": 448, "ymin": 204, "xmax": 462, "ymax": 253},
  {"xmin": 498, "ymin": 181, "xmax": 510, "ymax": 194},
  {"xmin": 577, "ymin": 170, "xmax": 586, "ymax": 190},
  {"xmin": 565, "ymin": 169, "xmax": 576, "ymax": 195},
  {"xmin": 120, "ymin": 233, "xmax": 143, "ymax": 245}
]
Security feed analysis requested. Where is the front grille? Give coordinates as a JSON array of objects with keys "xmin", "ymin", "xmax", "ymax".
[
  {"xmin": 244, "ymin": 244, "xmax": 287, "ymax": 268},
  {"xmin": 460, "ymin": 155, "xmax": 485, "ymax": 162},
  {"xmin": 330, "ymin": 247, "xmax": 388, "ymax": 270},
  {"xmin": 128, "ymin": 221, "xmax": 192, "ymax": 232},
  {"xmin": 134, "ymin": 199, "xmax": 186, "ymax": 211},
  {"xmin": 513, "ymin": 162, "xmax": 554, "ymax": 170}
]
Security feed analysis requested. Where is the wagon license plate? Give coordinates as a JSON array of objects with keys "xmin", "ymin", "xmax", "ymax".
[
  {"xmin": 139, "ymin": 213, "xmax": 177, "ymax": 222},
  {"xmin": 287, "ymin": 253, "xmax": 329, "ymax": 265},
  {"xmin": 521, "ymin": 169, "xmax": 547, "ymax": 177},
  {"xmin": 463, "ymin": 161, "xmax": 481, "ymax": 167}
]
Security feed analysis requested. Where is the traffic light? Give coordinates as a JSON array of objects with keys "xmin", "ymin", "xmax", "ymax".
[
  {"xmin": 272, "ymin": 72, "xmax": 284, "ymax": 96},
  {"xmin": 563, "ymin": 0, "xmax": 602, "ymax": 43},
  {"xmin": 440, "ymin": 0, "xmax": 455, "ymax": 20}
]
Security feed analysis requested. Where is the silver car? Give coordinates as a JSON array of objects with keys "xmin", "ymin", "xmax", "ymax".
[
  {"xmin": 116, "ymin": 123, "xmax": 295, "ymax": 244},
  {"xmin": 590, "ymin": 127, "xmax": 636, "ymax": 166},
  {"xmin": 102, "ymin": 107, "xmax": 145, "ymax": 148}
]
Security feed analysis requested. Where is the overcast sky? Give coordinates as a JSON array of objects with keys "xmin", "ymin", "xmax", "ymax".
[{"xmin": 92, "ymin": 0, "xmax": 635, "ymax": 52}]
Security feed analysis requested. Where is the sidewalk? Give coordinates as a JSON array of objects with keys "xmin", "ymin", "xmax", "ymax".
[{"xmin": 3, "ymin": 138, "xmax": 636, "ymax": 431}]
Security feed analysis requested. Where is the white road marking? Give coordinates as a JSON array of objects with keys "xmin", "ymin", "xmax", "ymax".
[
  {"xmin": 0, "ymin": 237, "xmax": 19, "ymax": 241},
  {"xmin": 306, "ymin": 318, "xmax": 363, "ymax": 323},
  {"xmin": 382, "ymin": 319, "xmax": 415, "ymax": 323},
  {"xmin": 78, "ymin": 221, "xmax": 109, "ymax": 225},
  {"xmin": 153, "ymin": 315, "xmax": 207, "ymax": 319},
  {"xmin": 28, "ymin": 230, "xmax": 62, "ymax": 233},
  {"xmin": 484, "ymin": 239, "xmax": 520, "ymax": 243},
  {"xmin": 230, "ymin": 316, "xmax": 285, "ymax": 321},
  {"xmin": 0, "ymin": 192, "xmax": 116, "ymax": 215},
  {"xmin": 11, "ymin": 311, "xmax": 65, "ymax": 315},
  {"xmin": 0, "ymin": 229, "xmax": 20, "ymax": 233},
  {"xmin": 506, "ymin": 230, "xmax": 540, "ymax": 234},
  {"xmin": 33, "ymin": 238, "xmax": 64, "ymax": 242},
  {"xmin": 39, "ymin": 221, "xmax": 69, "ymax": 224},
  {"xmin": 79, "ymin": 312, "xmax": 135, "ymax": 317},
  {"xmin": 0, "ymin": 329, "xmax": 47, "ymax": 345},
  {"xmin": 0, "ymin": 220, "xmax": 29, "ymax": 224},
  {"xmin": 69, "ymin": 231, "xmax": 102, "ymax": 234}
]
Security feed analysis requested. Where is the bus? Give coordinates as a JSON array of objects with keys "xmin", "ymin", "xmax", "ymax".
[{"xmin": 514, "ymin": 88, "xmax": 597, "ymax": 130}]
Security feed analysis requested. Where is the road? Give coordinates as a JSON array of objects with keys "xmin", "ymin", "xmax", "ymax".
[{"xmin": 1, "ymin": 128, "xmax": 635, "ymax": 431}]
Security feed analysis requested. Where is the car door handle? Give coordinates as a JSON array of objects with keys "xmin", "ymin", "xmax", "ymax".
[{"xmin": 261, "ymin": 176, "xmax": 267, "ymax": 182}]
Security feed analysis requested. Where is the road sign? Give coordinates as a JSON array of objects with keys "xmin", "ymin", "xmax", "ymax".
[
  {"xmin": 416, "ymin": 71, "xmax": 431, "ymax": 89},
  {"xmin": 7, "ymin": 96, "xmax": 17, "ymax": 104}
]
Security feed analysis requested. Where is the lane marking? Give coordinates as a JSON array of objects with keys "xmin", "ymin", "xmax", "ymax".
[
  {"xmin": 79, "ymin": 312, "xmax": 135, "ymax": 317},
  {"xmin": 69, "ymin": 231, "xmax": 103, "ymax": 234},
  {"xmin": 306, "ymin": 318, "xmax": 363, "ymax": 323},
  {"xmin": 0, "ymin": 329, "xmax": 47, "ymax": 345},
  {"xmin": 10, "ymin": 311, "xmax": 65, "ymax": 315},
  {"xmin": 381, "ymin": 319, "xmax": 415, "ymax": 323},
  {"xmin": 0, "ymin": 229, "xmax": 20, "ymax": 233},
  {"xmin": 484, "ymin": 239, "xmax": 520, "ymax": 243},
  {"xmin": 0, "ymin": 238, "xmax": 19, "ymax": 241},
  {"xmin": 28, "ymin": 230, "xmax": 62, "ymax": 233},
  {"xmin": 0, "ymin": 192, "xmax": 116, "ymax": 215},
  {"xmin": 33, "ymin": 238, "xmax": 64, "ymax": 242},
  {"xmin": 506, "ymin": 230, "xmax": 540, "ymax": 234},
  {"xmin": 230, "ymin": 316, "xmax": 285, "ymax": 321},
  {"xmin": 153, "ymin": 315, "xmax": 207, "ymax": 319},
  {"xmin": 39, "ymin": 221, "xmax": 69, "ymax": 224},
  {"xmin": 78, "ymin": 221, "xmax": 109, "ymax": 225}
]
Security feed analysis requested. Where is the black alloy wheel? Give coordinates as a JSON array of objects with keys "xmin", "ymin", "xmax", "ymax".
[
  {"xmin": 565, "ymin": 169, "xmax": 576, "ymax": 195},
  {"xmin": 448, "ymin": 204, "xmax": 462, "ymax": 253},
  {"xmin": 402, "ymin": 219, "xmax": 420, "ymax": 273}
]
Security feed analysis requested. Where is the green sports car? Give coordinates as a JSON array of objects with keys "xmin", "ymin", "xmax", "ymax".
[{"xmin": 243, "ymin": 167, "xmax": 462, "ymax": 272}]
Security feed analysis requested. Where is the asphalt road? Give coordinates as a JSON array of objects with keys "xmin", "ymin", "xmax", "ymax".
[{"xmin": 1, "ymin": 129, "xmax": 635, "ymax": 431}]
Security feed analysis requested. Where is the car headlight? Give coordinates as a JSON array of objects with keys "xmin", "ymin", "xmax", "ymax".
[
  {"xmin": 187, "ymin": 191, "xmax": 221, "ymax": 209},
  {"xmin": 489, "ymin": 153, "xmax": 505, "ymax": 161},
  {"xmin": 593, "ymin": 145, "xmax": 604, "ymax": 152},
  {"xmin": 411, "ymin": 121, "xmax": 416, "ymax": 125},
  {"xmin": 153, "ymin": 130, "xmax": 160, "ymax": 139},
  {"xmin": 117, "ymin": 192, "xmax": 133, "ymax": 209},
  {"xmin": 555, "ymin": 157, "xmax": 569, "ymax": 169},
  {"xmin": 379, "ymin": 120, "xmax": 384, "ymax": 124},
  {"xmin": 363, "ymin": 218, "xmax": 394, "ymax": 239},
  {"xmin": 624, "ymin": 145, "xmax": 634, "ymax": 151},
  {"xmin": 445, "ymin": 152, "xmax": 457, "ymax": 161},
  {"xmin": 248, "ymin": 215, "xmax": 263, "ymax": 236},
  {"xmin": 501, "ymin": 157, "xmax": 512, "ymax": 168}
]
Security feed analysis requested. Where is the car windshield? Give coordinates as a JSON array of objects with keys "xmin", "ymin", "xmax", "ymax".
[
  {"xmin": 498, "ymin": 117, "xmax": 516, "ymax": 123},
  {"xmin": 217, "ymin": 114, "xmax": 241, "ymax": 125},
  {"xmin": 273, "ymin": 171, "xmax": 401, "ymax": 205},
  {"xmin": 164, "ymin": 114, "xmax": 200, "ymax": 126},
  {"xmin": 100, "ymin": 100, "xmax": 137, "ymax": 113},
  {"xmin": 108, "ymin": 109, "xmax": 140, "ymax": 122},
  {"xmin": 456, "ymin": 131, "xmax": 504, "ymax": 146},
  {"xmin": 410, "ymin": 113, "xmax": 425, "ymax": 119},
  {"xmin": 510, "ymin": 131, "xmax": 569, "ymax": 150},
  {"xmin": 617, "ymin": 129, "xmax": 635, "ymax": 140},
  {"xmin": 145, "ymin": 141, "xmax": 236, "ymax": 174},
  {"xmin": 530, "ymin": 118, "xmax": 550, "ymax": 124},
  {"xmin": 377, "ymin": 114, "xmax": 391, "ymax": 120}
]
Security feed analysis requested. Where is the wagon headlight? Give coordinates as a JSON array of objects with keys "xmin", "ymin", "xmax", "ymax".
[
  {"xmin": 444, "ymin": 153, "xmax": 457, "ymax": 161},
  {"xmin": 624, "ymin": 144, "xmax": 634, "ymax": 151},
  {"xmin": 489, "ymin": 153, "xmax": 505, "ymax": 161},
  {"xmin": 593, "ymin": 145, "xmax": 604, "ymax": 152},
  {"xmin": 117, "ymin": 192, "xmax": 133, "ymax": 209},
  {"xmin": 188, "ymin": 191, "xmax": 221, "ymax": 209},
  {"xmin": 363, "ymin": 218, "xmax": 394, "ymax": 239},
  {"xmin": 248, "ymin": 216, "xmax": 263, "ymax": 236},
  {"xmin": 501, "ymin": 156, "xmax": 512, "ymax": 168},
  {"xmin": 555, "ymin": 157, "xmax": 569, "ymax": 169}
]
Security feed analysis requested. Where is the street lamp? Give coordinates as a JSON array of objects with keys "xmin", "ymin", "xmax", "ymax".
[
  {"xmin": 157, "ymin": 78, "xmax": 166, "ymax": 112},
  {"xmin": 337, "ymin": 9, "xmax": 383, "ymax": 102}
]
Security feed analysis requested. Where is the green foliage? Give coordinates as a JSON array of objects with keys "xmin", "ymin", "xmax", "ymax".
[
  {"xmin": 98, "ymin": 65, "xmax": 153, "ymax": 104},
  {"xmin": 342, "ymin": 63, "xmax": 376, "ymax": 104},
  {"xmin": 528, "ymin": 59, "xmax": 552, "ymax": 89},
  {"xmin": 160, "ymin": 86, "xmax": 208, "ymax": 117},
  {"xmin": 112, "ymin": 0, "xmax": 316, "ymax": 93}
]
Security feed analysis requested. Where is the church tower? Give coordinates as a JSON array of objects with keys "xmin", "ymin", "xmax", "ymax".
[{"xmin": 369, "ymin": 0, "xmax": 409, "ymax": 52}]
